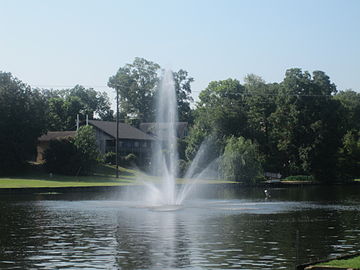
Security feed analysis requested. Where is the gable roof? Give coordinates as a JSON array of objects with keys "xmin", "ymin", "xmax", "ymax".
[
  {"xmin": 38, "ymin": 131, "xmax": 76, "ymax": 142},
  {"xmin": 88, "ymin": 120, "xmax": 155, "ymax": 141}
]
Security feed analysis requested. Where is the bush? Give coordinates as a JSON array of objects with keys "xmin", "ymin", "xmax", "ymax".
[
  {"xmin": 44, "ymin": 126, "xmax": 100, "ymax": 176},
  {"xmin": 103, "ymin": 152, "xmax": 139, "ymax": 168},
  {"xmin": 284, "ymin": 175, "xmax": 315, "ymax": 181},
  {"xmin": 121, "ymin": 153, "xmax": 137, "ymax": 167},
  {"xmin": 104, "ymin": 152, "xmax": 116, "ymax": 165},
  {"xmin": 43, "ymin": 138, "xmax": 82, "ymax": 175}
]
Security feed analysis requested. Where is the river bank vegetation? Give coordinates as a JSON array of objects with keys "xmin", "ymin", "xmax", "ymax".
[
  {"xmin": 1, "ymin": 58, "xmax": 359, "ymax": 183},
  {"xmin": 315, "ymin": 255, "xmax": 360, "ymax": 269}
]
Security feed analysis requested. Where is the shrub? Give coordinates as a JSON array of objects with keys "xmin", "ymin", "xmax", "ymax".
[
  {"xmin": 284, "ymin": 175, "xmax": 315, "ymax": 181},
  {"xmin": 104, "ymin": 152, "xmax": 116, "ymax": 165},
  {"xmin": 43, "ymin": 138, "xmax": 82, "ymax": 175},
  {"xmin": 121, "ymin": 153, "xmax": 137, "ymax": 167},
  {"xmin": 44, "ymin": 126, "xmax": 101, "ymax": 176}
]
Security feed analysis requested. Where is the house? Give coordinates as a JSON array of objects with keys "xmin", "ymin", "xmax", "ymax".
[
  {"xmin": 37, "ymin": 120, "xmax": 155, "ymax": 164},
  {"xmin": 139, "ymin": 122, "xmax": 188, "ymax": 139},
  {"xmin": 36, "ymin": 131, "xmax": 76, "ymax": 162},
  {"xmin": 86, "ymin": 120, "xmax": 155, "ymax": 161}
]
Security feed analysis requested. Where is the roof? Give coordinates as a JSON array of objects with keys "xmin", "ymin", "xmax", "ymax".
[
  {"xmin": 139, "ymin": 122, "xmax": 188, "ymax": 137},
  {"xmin": 38, "ymin": 131, "xmax": 76, "ymax": 142},
  {"xmin": 88, "ymin": 120, "xmax": 155, "ymax": 141}
]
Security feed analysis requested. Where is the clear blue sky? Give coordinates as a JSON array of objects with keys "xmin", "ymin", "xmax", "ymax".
[{"xmin": 1, "ymin": 0, "xmax": 359, "ymax": 105}]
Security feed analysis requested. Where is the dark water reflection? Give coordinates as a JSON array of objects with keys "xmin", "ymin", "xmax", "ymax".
[{"xmin": 0, "ymin": 185, "xmax": 360, "ymax": 269}]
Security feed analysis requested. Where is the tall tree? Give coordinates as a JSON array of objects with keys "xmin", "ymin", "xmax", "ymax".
[
  {"xmin": 185, "ymin": 79, "xmax": 249, "ymax": 167},
  {"xmin": 337, "ymin": 130, "xmax": 360, "ymax": 181},
  {"xmin": 46, "ymin": 85, "xmax": 113, "ymax": 131},
  {"xmin": 173, "ymin": 69, "xmax": 194, "ymax": 122},
  {"xmin": 195, "ymin": 78, "xmax": 249, "ymax": 138},
  {"xmin": 243, "ymin": 74, "xmax": 280, "ymax": 171},
  {"xmin": 0, "ymin": 72, "xmax": 47, "ymax": 174},
  {"xmin": 108, "ymin": 57, "xmax": 194, "ymax": 123},
  {"xmin": 334, "ymin": 89, "xmax": 360, "ymax": 131},
  {"xmin": 108, "ymin": 57, "xmax": 160, "ymax": 122},
  {"xmin": 272, "ymin": 69, "xmax": 343, "ymax": 181}
]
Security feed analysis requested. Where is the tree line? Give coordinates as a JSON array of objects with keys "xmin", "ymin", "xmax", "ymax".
[
  {"xmin": 186, "ymin": 70, "xmax": 360, "ymax": 183},
  {"xmin": 0, "ymin": 57, "xmax": 359, "ymax": 182}
]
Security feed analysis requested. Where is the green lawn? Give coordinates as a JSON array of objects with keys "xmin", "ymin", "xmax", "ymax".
[
  {"xmin": 0, "ymin": 164, "xmax": 138, "ymax": 188},
  {"xmin": 0, "ymin": 164, "xmax": 234, "ymax": 189},
  {"xmin": 316, "ymin": 255, "xmax": 360, "ymax": 268}
]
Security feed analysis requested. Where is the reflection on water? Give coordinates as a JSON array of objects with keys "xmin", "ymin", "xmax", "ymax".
[{"xmin": 0, "ymin": 186, "xmax": 360, "ymax": 269}]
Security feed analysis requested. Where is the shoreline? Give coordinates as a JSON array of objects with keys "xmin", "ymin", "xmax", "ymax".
[{"xmin": 0, "ymin": 181, "xmax": 359, "ymax": 194}]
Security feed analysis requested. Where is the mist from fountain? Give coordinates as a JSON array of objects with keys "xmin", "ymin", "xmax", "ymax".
[{"xmin": 141, "ymin": 70, "xmax": 217, "ymax": 207}]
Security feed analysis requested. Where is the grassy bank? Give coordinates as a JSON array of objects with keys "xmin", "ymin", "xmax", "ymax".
[
  {"xmin": 0, "ymin": 164, "xmax": 235, "ymax": 189},
  {"xmin": 0, "ymin": 164, "xmax": 138, "ymax": 188},
  {"xmin": 315, "ymin": 255, "xmax": 360, "ymax": 268}
]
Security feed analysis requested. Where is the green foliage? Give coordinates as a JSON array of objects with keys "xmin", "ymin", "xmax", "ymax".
[
  {"xmin": 123, "ymin": 153, "xmax": 137, "ymax": 165},
  {"xmin": 337, "ymin": 130, "xmax": 360, "ymax": 181},
  {"xmin": 108, "ymin": 57, "xmax": 160, "ymax": 122},
  {"xmin": 284, "ymin": 175, "xmax": 315, "ymax": 181},
  {"xmin": 189, "ymin": 68, "xmax": 355, "ymax": 183},
  {"xmin": 43, "ymin": 138, "xmax": 82, "ymax": 175},
  {"xmin": 104, "ymin": 152, "xmax": 116, "ymax": 164},
  {"xmin": 272, "ymin": 69, "xmax": 343, "ymax": 181},
  {"xmin": 220, "ymin": 136, "xmax": 262, "ymax": 184},
  {"xmin": 244, "ymin": 74, "xmax": 280, "ymax": 172},
  {"xmin": 0, "ymin": 72, "xmax": 47, "ymax": 175},
  {"xmin": 173, "ymin": 69, "xmax": 194, "ymax": 122},
  {"xmin": 195, "ymin": 79, "xmax": 249, "ymax": 139},
  {"xmin": 334, "ymin": 89, "xmax": 360, "ymax": 131},
  {"xmin": 317, "ymin": 255, "xmax": 360, "ymax": 268},
  {"xmin": 108, "ymin": 57, "xmax": 194, "ymax": 123},
  {"xmin": 103, "ymin": 152, "xmax": 137, "ymax": 167},
  {"xmin": 45, "ymin": 85, "xmax": 113, "ymax": 131},
  {"xmin": 44, "ymin": 126, "xmax": 100, "ymax": 175},
  {"xmin": 73, "ymin": 126, "xmax": 101, "ymax": 173},
  {"xmin": 177, "ymin": 159, "xmax": 189, "ymax": 177}
]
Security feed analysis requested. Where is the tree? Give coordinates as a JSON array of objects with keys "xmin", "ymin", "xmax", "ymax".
[
  {"xmin": 108, "ymin": 57, "xmax": 194, "ymax": 123},
  {"xmin": 337, "ymin": 130, "xmax": 360, "ymax": 181},
  {"xmin": 220, "ymin": 136, "xmax": 262, "ymax": 184},
  {"xmin": 185, "ymin": 79, "xmax": 250, "ymax": 163},
  {"xmin": 243, "ymin": 74, "xmax": 280, "ymax": 172},
  {"xmin": 108, "ymin": 57, "xmax": 160, "ymax": 122},
  {"xmin": 0, "ymin": 72, "xmax": 47, "ymax": 174},
  {"xmin": 46, "ymin": 85, "xmax": 113, "ymax": 131},
  {"xmin": 334, "ymin": 89, "xmax": 360, "ymax": 131},
  {"xmin": 271, "ymin": 69, "xmax": 343, "ymax": 181},
  {"xmin": 194, "ymin": 78, "xmax": 250, "ymax": 139},
  {"xmin": 73, "ymin": 125, "xmax": 101, "ymax": 174},
  {"xmin": 173, "ymin": 69, "xmax": 194, "ymax": 122}
]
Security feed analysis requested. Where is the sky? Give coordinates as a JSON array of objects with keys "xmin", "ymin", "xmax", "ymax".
[{"xmin": 1, "ymin": 0, "xmax": 359, "ymax": 107}]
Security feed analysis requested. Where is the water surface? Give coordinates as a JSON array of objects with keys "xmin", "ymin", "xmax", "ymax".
[{"xmin": 0, "ymin": 185, "xmax": 360, "ymax": 269}]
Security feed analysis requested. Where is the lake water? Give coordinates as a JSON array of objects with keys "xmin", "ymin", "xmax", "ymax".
[{"xmin": 0, "ymin": 185, "xmax": 360, "ymax": 269}]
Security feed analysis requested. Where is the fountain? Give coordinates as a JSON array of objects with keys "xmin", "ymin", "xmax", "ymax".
[{"xmin": 140, "ymin": 70, "xmax": 217, "ymax": 208}]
